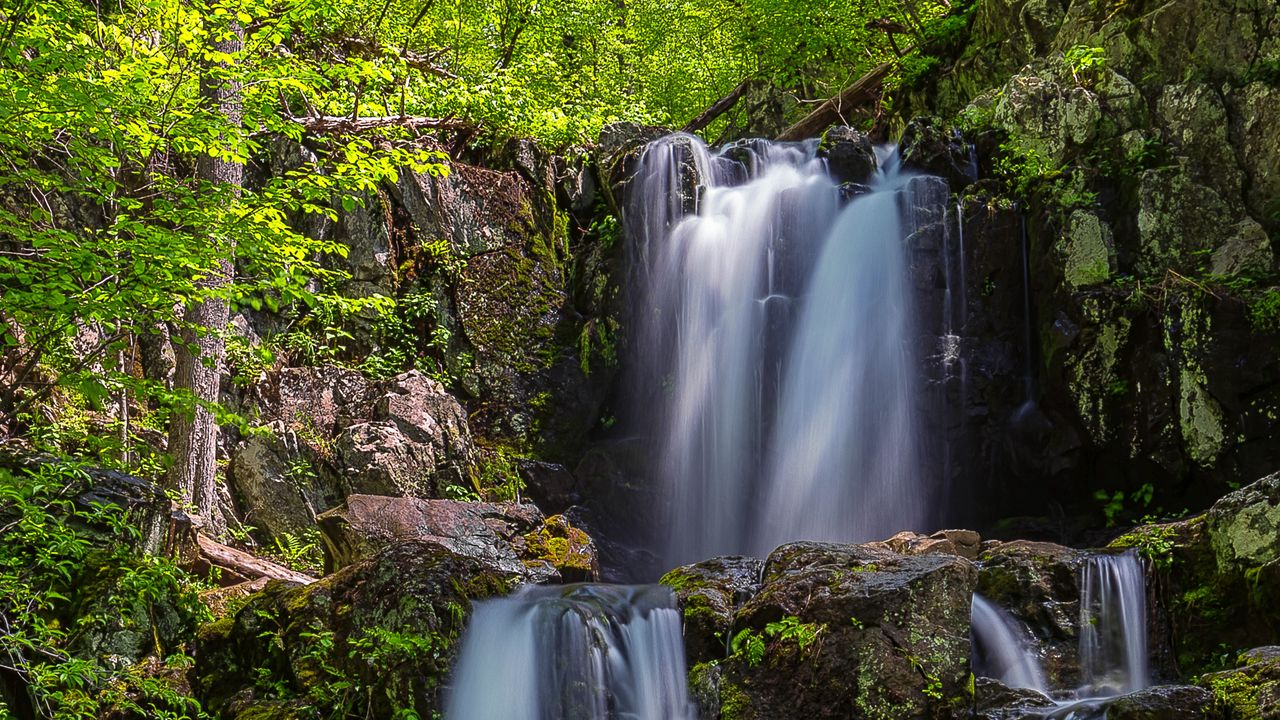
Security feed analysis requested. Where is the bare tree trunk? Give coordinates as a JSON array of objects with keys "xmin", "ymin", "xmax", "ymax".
[{"xmin": 169, "ymin": 16, "xmax": 243, "ymax": 538}]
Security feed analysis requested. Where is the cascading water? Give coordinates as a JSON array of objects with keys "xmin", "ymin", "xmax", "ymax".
[
  {"xmin": 625, "ymin": 135, "xmax": 930, "ymax": 566},
  {"xmin": 1078, "ymin": 550, "xmax": 1150, "ymax": 697},
  {"xmin": 445, "ymin": 584, "xmax": 695, "ymax": 720},
  {"xmin": 971, "ymin": 594, "xmax": 1048, "ymax": 693}
]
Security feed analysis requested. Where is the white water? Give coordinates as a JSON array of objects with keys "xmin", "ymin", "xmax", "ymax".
[
  {"xmin": 626, "ymin": 135, "xmax": 929, "ymax": 566},
  {"xmin": 445, "ymin": 584, "xmax": 695, "ymax": 720},
  {"xmin": 971, "ymin": 594, "xmax": 1049, "ymax": 693},
  {"xmin": 1079, "ymin": 550, "xmax": 1149, "ymax": 696}
]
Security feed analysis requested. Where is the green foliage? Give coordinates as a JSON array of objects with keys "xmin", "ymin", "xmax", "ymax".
[
  {"xmin": 1248, "ymin": 288, "xmax": 1280, "ymax": 332},
  {"xmin": 0, "ymin": 460, "xmax": 211, "ymax": 718},
  {"xmin": 1063, "ymin": 45, "xmax": 1107, "ymax": 87},
  {"xmin": 1111, "ymin": 523, "xmax": 1178, "ymax": 568},
  {"xmin": 1094, "ymin": 482, "xmax": 1157, "ymax": 527},
  {"xmin": 266, "ymin": 528, "xmax": 324, "ymax": 576},
  {"xmin": 731, "ymin": 615, "xmax": 824, "ymax": 667}
]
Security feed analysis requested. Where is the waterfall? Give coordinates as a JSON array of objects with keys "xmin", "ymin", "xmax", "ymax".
[
  {"xmin": 971, "ymin": 594, "xmax": 1049, "ymax": 693},
  {"xmin": 625, "ymin": 134, "xmax": 931, "ymax": 566},
  {"xmin": 445, "ymin": 584, "xmax": 696, "ymax": 720},
  {"xmin": 1078, "ymin": 550, "xmax": 1150, "ymax": 697}
]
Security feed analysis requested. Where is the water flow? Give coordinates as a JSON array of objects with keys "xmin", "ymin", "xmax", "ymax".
[
  {"xmin": 626, "ymin": 135, "xmax": 930, "ymax": 566},
  {"xmin": 1078, "ymin": 551, "xmax": 1149, "ymax": 697},
  {"xmin": 971, "ymin": 594, "xmax": 1048, "ymax": 693},
  {"xmin": 446, "ymin": 584, "xmax": 695, "ymax": 720}
]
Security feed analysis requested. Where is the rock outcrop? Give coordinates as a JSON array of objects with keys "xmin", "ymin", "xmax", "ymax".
[{"xmin": 316, "ymin": 494, "xmax": 598, "ymax": 582}]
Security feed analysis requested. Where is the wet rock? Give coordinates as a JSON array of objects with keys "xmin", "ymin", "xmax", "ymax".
[
  {"xmin": 977, "ymin": 540, "xmax": 1086, "ymax": 688},
  {"xmin": 818, "ymin": 126, "xmax": 877, "ymax": 184},
  {"xmin": 596, "ymin": 121, "xmax": 675, "ymax": 212},
  {"xmin": 877, "ymin": 529, "xmax": 982, "ymax": 560},
  {"xmin": 315, "ymin": 494, "xmax": 597, "ymax": 582},
  {"xmin": 708, "ymin": 542, "xmax": 976, "ymax": 719},
  {"xmin": 1102, "ymin": 684, "xmax": 1217, "ymax": 720},
  {"xmin": 193, "ymin": 540, "xmax": 524, "ymax": 719},
  {"xmin": 515, "ymin": 458, "xmax": 581, "ymax": 513},
  {"xmin": 898, "ymin": 117, "xmax": 976, "ymax": 189},
  {"xmin": 972, "ymin": 677, "xmax": 1056, "ymax": 719},
  {"xmin": 661, "ymin": 556, "xmax": 764, "ymax": 664}
]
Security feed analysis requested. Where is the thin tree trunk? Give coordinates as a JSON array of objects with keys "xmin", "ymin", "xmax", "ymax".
[{"xmin": 169, "ymin": 16, "xmax": 243, "ymax": 537}]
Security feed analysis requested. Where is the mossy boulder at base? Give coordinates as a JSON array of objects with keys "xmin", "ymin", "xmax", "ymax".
[
  {"xmin": 1199, "ymin": 646, "xmax": 1280, "ymax": 720},
  {"xmin": 193, "ymin": 539, "xmax": 525, "ymax": 719},
  {"xmin": 701, "ymin": 541, "xmax": 976, "ymax": 719}
]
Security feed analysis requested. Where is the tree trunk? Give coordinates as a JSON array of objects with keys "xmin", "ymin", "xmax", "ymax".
[
  {"xmin": 168, "ymin": 16, "xmax": 243, "ymax": 537},
  {"xmin": 775, "ymin": 60, "xmax": 897, "ymax": 142}
]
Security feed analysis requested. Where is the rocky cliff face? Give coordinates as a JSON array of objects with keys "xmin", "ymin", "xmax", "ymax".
[{"xmin": 884, "ymin": 0, "xmax": 1280, "ymax": 535}]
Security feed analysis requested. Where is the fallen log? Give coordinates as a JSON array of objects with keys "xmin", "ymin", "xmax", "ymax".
[
  {"xmin": 291, "ymin": 115, "xmax": 474, "ymax": 134},
  {"xmin": 196, "ymin": 534, "xmax": 316, "ymax": 586},
  {"xmin": 775, "ymin": 60, "xmax": 896, "ymax": 142},
  {"xmin": 681, "ymin": 76, "xmax": 755, "ymax": 134}
]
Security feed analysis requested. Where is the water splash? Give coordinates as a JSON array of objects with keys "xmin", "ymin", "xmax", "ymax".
[
  {"xmin": 1079, "ymin": 550, "xmax": 1150, "ymax": 696},
  {"xmin": 625, "ymin": 134, "xmax": 934, "ymax": 566},
  {"xmin": 971, "ymin": 593, "xmax": 1049, "ymax": 693},
  {"xmin": 446, "ymin": 584, "xmax": 695, "ymax": 720}
]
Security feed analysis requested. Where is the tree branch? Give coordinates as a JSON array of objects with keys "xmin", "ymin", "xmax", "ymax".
[
  {"xmin": 290, "ymin": 115, "xmax": 474, "ymax": 134},
  {"xmin": 775, "ymin": 59, "xmax": 900, "ymax": 142},
  {"xmin": 681, "ymin": 76, "xmax": 755, "ymax": 135}
]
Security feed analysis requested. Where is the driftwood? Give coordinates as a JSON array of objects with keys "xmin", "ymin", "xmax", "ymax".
[
  {"xmin": 681, "ymin": 76, "xmax": 755, "ymax": 134},
  {"xmin": 775, "ymin": 60, "xmax": 897, "ymax": 142},
  {"xmin": 291, "ymin": 115, "xmax": 474, "ymax": 134},
  {"xmin": 196, "ymin": 534, "xmax": 316, "ymax": 586}
]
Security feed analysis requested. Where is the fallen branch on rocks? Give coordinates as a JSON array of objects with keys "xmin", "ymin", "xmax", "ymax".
[
  {"xmin": 195, "ymin": 534, "xmax": 316, "ymax": 586},
  {"xmin": 775, "ymin": 60, "xmax": 898, "ymax": 141}
]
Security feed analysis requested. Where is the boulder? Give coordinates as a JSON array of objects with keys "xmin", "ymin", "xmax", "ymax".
[
  {"xmin": 1229, "ymin": 82, "xmax": 1280, "ymax": 233},
  {"xmin": 1199, "ymin": 646, "xmax": 1280, "ymax": 720},
  {"xmin": 515, "ymin": 459, "xmax": 581, "ymax": 513},
  {"xmin": 977, "ymin": 540, "xmax": 1087, "ymax": 688},
  {"xmin": 1207, "ymin": 471, "xmax": 1280, "ymax": 571},
  {"xmin": 818, "ymin": 126, "xmax": 877, "ymax": 184},
  {"xmin": 703, "ymin": 541, "xmax": 976, "ymax": 719},
  {"xmin": 661, "ymin": 556, "xmax": 765, "ymax": 664},
  {"xmin": 193, "ymin": 540, "xmax": 525, "ymax": 720},
  {"xmin": 972, "ymin": 677, "xmax": 1056, "ymax": 719},
  {"xmin": 228, "ymin": 426, "xmax": 333, "ymax": 541},
  {"xmin": 878, "ymin": 529, "xmax": 983, "ymax": 560},
  {"xmin": 898, "ymin": 117, "xmax": 977, "ymax": 189},
  {"xmin": 1102, "ymin": 684, "xmax": 1217, "ymax": 720},
  {"xmin": 315, "ymin": 494, "xmax": 597, "ymax": 582}
]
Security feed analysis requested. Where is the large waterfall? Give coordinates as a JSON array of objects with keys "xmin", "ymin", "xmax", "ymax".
[
  {"xmin": 625, "ymin": 135, "xmax": 930, "ymax": 566},
  {"xmin": 445, "ymin": 584, "xmax": 695, "ymax": 720}
]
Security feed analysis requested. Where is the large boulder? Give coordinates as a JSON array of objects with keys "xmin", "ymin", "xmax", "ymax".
[
  {"xmin": 818, "ymin": 126, "xmax": 877, "ymax": 185},
  {"xmin": 1207, "ymin": 471, "xmax": 1280, "ymax": 572},
  {"xmin": 898, "ymin": 117, "xmax": 977, "ymax": 190},
  {"xmin": 315, "ymin": 494, "xmax": 598, "ymax": 582},
  {"xmin": 661, "ymin": 556, "xmax": 764, "ymax": 665},
  {"xmin": 695, "ymin": 542, "xmax": 977, "ymax": 719},
  {"xmin": 193, "ymin": 540, "xmax": 525, "ymax": 720},
  {"xmin": 977, "ymin": 540, "xmax": 1087, "ymax": 688}
]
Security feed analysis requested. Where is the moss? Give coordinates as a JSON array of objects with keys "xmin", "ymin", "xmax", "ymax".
[
  {"xmin": 1205, "ymin": 670, "xmax": 1265, "ymax": 720},
  {"xmin": 719, "ymin": 679, "xmax": 754, "ymax": 720},
  {"xmin": 521, "ymin": 515, "xmax": 595, "ymax": 574}
]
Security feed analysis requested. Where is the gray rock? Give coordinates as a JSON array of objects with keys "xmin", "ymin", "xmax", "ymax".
[
  {"xmin": 1101, "ymin": 684, "xmax": 1216, "ymax": 720},
  {"xmin": 1230, "ymin": 82, "xmax": 1280, "ymax": 232},
  {"xmin": 898, "ymin": 117, "xmax": 976, "ymax": 189},
  {"xmin": 315, "ymin": 494, "xmax": 597, "ymax": 582},
  {"xmin": 228, "ymin": 425, "xmax": 331, "ymax": 540},
  {"xmin": 1207, "ymin": 471, "xmax": 1280, "ymax": 571}
]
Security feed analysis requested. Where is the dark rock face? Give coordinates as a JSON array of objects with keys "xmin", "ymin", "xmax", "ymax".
[
  {"xmin": 661, "ymin": 556, "xmax": 764, "ymax": 665},
  {"xmin": 972, "ymin": 678, "xmax": 1056, "ymax": 719},
  {"xmin": 193, "ymin": 540, "xmax": 524, "ymax": 720},
  {"xmin": 818, "ymin": 126, "xmax": 877, "ymax": 184},
  {"xmin": 315, "ymin": 494, "xmax": 598, "ymax": 582},
  {"xmin": 899, "ymin": 117, "xmax": 977, "ymax": 190},
  {"xmin": 1102, "ymin": 684, "xmax": 1217, "ymax": 720},
  {"xmin": 977, "ymin": 540, "xmax": 1086, "ymax": 688},
  {"xmin": 686, "ymin": 542, "xmax": 977, "ymax": 720}
]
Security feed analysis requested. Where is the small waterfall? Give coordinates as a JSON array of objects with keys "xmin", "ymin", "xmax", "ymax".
[
  {"xmin": 625, "ymin": 134, "xmax": 934, "ymax": 567},
  {"xmin": 1078, "ymin": 551, "xmax": 1150, "ymax": 697},
  {"xmin": 971, "ymin": 594, "xmax": 1049, "ymax": 693},
  {"xmin": 446, "ymin": 584, "xmax": 696, "ymax": 720}
]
